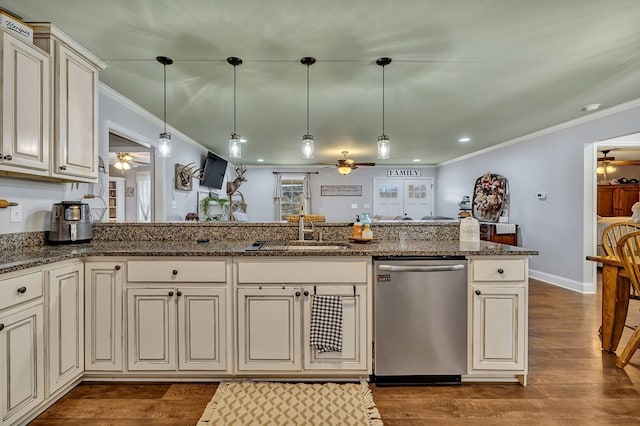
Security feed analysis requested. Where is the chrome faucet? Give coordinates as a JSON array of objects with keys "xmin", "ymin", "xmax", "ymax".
[{"xmin": 298, "ymin": 205, "xmax": 314, "ymax": 240}]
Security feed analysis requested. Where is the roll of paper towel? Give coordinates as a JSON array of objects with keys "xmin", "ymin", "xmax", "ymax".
[{"xmin": 459, "ymin": 217, "xmax": 480, "ymax": 242}]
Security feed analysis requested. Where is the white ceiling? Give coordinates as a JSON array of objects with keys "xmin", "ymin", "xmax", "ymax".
[{"xmin": 2, "ymin": 0, "xmax": 640, "ymax": 165}]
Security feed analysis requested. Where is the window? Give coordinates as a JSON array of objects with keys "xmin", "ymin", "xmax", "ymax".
[{"xmin": 274, "ymin": 173, "xmax": 312, "ymax": 220}]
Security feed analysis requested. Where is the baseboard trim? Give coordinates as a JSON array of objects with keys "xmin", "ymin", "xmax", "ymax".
[{"xmin": 529, "ymin": 269, "xmax": 595, "ymax": 294}]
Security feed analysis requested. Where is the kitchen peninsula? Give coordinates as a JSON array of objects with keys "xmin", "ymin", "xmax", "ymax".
[{"xmin": 0, "ymin": 221, "xmax": 537, "ymax": 426}]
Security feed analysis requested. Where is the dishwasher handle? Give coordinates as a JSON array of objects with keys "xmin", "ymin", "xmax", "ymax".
[{"xmin": 377, "ymin": 264, "xmax": 465, "ymax": 272}]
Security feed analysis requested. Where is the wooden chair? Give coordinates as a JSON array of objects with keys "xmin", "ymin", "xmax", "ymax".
[
  {"xmin": 603, "ymin": 222, "xmax": 640, "ymax": 300},
  {"xmin": 614, "ymin": 230, "xmax": 640, "ymax": 368}
]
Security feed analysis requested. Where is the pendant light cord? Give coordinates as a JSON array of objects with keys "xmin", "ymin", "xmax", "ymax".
[
  {"xmin": 233, "ymin": 64, "xmax": 237, "ymax": 134},
  {"xmin": 306, "ymin": 63, "xmax": 310, "ymax": 134},
  {"xmin": 163, "ymin": 63, "xmax": 167, "ymax": 133},
  {"xmin": 382, "ymin": 64, "xmax": 385, "ymax": 135}
]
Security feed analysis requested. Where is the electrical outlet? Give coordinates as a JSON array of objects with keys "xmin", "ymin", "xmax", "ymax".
[
  {"xmin": 536, "ymin": 192, "xmax": 547, "ymax": 200},
  {"xmin": 10, "ymin": 205, "xmax": 22, "ymax": 223},
  {"xmin": 351, "ymin": 204, "xmax": 358, "ymax": 209}
]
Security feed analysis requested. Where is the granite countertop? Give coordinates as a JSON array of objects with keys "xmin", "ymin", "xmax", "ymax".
[{"xmin": 0, "ymin": 239, "xmax": 538, "ymax": 275}]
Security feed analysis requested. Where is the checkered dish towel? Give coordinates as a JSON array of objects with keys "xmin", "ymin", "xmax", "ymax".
[{"xmin": 310, "ymin": 295, "xmax": 343, "ymax": 352}]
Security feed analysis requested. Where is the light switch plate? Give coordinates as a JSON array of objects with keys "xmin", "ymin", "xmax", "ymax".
[
  {"xmin": 171, "ymin": 200, "xmax": 177, "ymax": 209},
  {"xmin": 10, "ymin": 205, "xmax": 22, "ymax": 223},
  {"xmin": 351, "ymin": 204, "xmax": 358, "ymax": 209}
]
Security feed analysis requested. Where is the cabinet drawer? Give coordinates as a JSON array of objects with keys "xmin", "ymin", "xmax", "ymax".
[
  {"xmin": 127, "ymin": 260, "xmax": 226, "ymax": 282},
  {"xmin": 472, "ymin": 259, "xmax": 525, "ymax": 282},
  {"xmin": 237, "ymin": 260, "xmax": 368, "ymax": 283},
  {"xmin": 0, "ymin": 271, "xmax": 43, "ymax": 310}
]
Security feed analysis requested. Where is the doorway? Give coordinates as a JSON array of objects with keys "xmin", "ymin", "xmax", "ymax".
[{"xmin": 107, "ymin": 132, "xmax": 154, "ymax": 222}]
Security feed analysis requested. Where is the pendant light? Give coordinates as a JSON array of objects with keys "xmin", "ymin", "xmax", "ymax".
[
  {"xmin": 156, "ymin": 56, "xmax": 173, "ymax": 158},
  {"xmin": 228, "ymin": 57, "xmax": 243, "ymax": 159},
  {"xmin": 301, "ymin": 57, "xmax": 316, "ymax": 159},
  {"xmin": 376, "ymin": 57, "xmax": 392, "ymax": 160}
]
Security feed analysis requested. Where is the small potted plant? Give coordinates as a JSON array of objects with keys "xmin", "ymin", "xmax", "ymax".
[{"xmin": 200, "ymin": 195, "xmax": 230, "ymax": 221}]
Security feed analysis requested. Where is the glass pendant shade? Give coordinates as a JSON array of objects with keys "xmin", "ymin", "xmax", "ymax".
[
  {"xmin": 377, "ymin": 134, "xmax": 390, "ymax": 160},
  {"xmin": 229, "ymin": 133, "xmax": 242, "ymax": 159},
  {"xmin": 302, "ymin": 134, "xmax": 314, "ymax": 159},
  {"xmin": 158, "ymin": 132, "xmax": 172, "ymax": 158},
  {"xmin": 338, "ymin": 166, "xmax": 352, "ymax": 175}
]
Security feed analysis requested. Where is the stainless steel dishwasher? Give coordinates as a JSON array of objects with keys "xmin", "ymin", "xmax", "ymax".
[{"xmin": 373, "ymin": 256, "xmax": 468, "ymax": 385}]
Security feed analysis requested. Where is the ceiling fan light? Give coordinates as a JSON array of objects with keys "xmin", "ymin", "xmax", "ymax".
[
  {"xmin": 114, "ymin": 161, "xmax": 124, "ymax": 170},
  {"xmin": 338, "ymin": 166, "xmax": 352, "ymax": 175},
  {"xmin": 377, "ymin": 135, "xmax": 390, "ymax": 160},
  {"xmin": 229, "ymin": 133, "xmax": 242, "ymax": 159},
  {"xmin": 606, "ymin": 165, "xmax": 616, "ymax": 173},
  {"xmin": 122, "ymin": 161, "xmax": 131, "ymax": 170},
  {"xmin": 596, "ymin": 165, "xmax": 605, "ymax": 175},
  {"xmin": 302, "ymin": 134, "xmax": 314, "ymax": 159},
  {"xmin": 158, "ymin": 132, "xmax": 172, "ymax": 158}
]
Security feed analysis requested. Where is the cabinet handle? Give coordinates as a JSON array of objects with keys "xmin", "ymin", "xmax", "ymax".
[
  {"xmin": 16, "ymin": 286, "xmax": 27, "ymax": 294},
  {"xmin": 0, "ymin": 324, "xmax": 4, "ymax": 331},
  {"xmin": 59, "ymin": 165, "xmax": 67, "ymax": 170},
  {"xmin": 295, "ymin": 291, "xmax": 301, "ymax": 297},
  {"xmin": 177, "ymin": 291, "xmax": 182, "ymax": 297},
  {"xmin": 303, "ymin": 290, "xmax": 309, "ymax": 297},
  {"xmin": 115, "ymin": 265, "xmax": 121, "ymax": 271},
  {"xmin": 172, "ymin": 269, "xmax": 178, "ymax": 275},
  {"xmin": 3, "ymin": 155, "xmax": 12, "ymax": 161},
  {"xmin": 475, "ymin": 290, "xmax": 481, "ymax": 295},
  {"xmin": 168, "ymin": 291, "xmax": 174, "ymax": 297},
  {"xmin": 497, "ymin": 268, "xmax": 504, "ymax": 274}
]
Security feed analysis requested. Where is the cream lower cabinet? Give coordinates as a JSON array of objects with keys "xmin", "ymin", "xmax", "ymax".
[
  {"xmin": 467, "ymin": 257, "xmax": 528, "ymax": 385},
  {"xmin": 45, "ymin": 262, "xmax": 84, "ymax": 396},
  {"xmin": 0, "ymin": 270, "xmax": 44, "ymax": 426},
  {"xmin": 236, "ymin": 258, "xmax": 371, "ymax": 376},
  {"xmin": 84, "ymin": 261, "xmax": 124, "ymax": 371},
  {"xmin": 126, "ymin": 259, "xmax": 230, "ymax": 373}
]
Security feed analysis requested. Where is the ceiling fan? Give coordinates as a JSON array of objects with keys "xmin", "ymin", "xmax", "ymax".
[
  {"xmin": 598, "ymin": 149, "xmax": 640, "ymax": 166},
  {"xmin": 329, "ymin": 151, "xmax": 376, "ymax": 175},
  {"xmin": 111, "ymin": 152, "xmax": 148, "ymax": 172}
]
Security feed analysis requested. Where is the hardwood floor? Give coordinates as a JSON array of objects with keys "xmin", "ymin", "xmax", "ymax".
[{"xmin": 31, "ymin": 278, "xmax": 640, "ymax": 425}]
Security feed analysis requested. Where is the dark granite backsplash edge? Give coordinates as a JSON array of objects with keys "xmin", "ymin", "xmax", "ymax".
[{"xmin": 0, "ymin": 231, "xmax": 46, "ymax": 250}]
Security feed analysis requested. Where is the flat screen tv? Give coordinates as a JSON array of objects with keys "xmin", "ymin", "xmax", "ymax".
[{"xmin": 200, "ymin": 151, "xmax": 228, "ymax": 191}]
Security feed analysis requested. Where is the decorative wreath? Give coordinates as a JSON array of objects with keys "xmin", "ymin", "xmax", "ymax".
[{"xmin": 472, "ymin": 172, "xmax": 509, "ymax": 222}]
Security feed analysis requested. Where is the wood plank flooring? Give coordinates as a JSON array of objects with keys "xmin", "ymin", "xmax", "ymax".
[{"xmin": 31, "ymin": 277, "xmax": 640, "ymax": 425}]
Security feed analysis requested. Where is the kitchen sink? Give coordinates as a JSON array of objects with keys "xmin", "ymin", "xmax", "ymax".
[{"xmin": 245, "ymin": 240, "xmax": 352, "ymax": 252}]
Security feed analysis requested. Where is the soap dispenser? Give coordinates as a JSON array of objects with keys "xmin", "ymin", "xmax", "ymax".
[
  {"xmin": 353, "ymin": 215, "xmax": 363, "ymax": 238},
  {"xmin": 362, "ymin": 223, "xmax": 373, "ymax": 239}
]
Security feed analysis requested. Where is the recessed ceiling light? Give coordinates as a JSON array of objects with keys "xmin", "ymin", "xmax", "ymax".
[
  {"xmin": 458, "ymin": 136, "xmax": 471, "ymax": 143},
  {"xmin": 256, "ymin": 158, "xmax": 264, "ymax": 162},
  {"xmin": 582, "ymin": 103, "xmax": 601, "ymax": 112},
  {"xmin": 412, "ymin": 158, "xmax": 421, "ymax": 162}
]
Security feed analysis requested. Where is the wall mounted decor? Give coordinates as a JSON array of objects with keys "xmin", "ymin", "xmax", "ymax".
[
  {"xmin": 175, "ymin": 163, "xmax": 202, "ymax": 191},
  {"xmin": 472, "ymin": 172, "xmax": 509, "ymax": 222}
]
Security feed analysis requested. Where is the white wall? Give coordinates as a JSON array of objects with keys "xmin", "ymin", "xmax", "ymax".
[
  {"xmin": 436, "ymin": 101, "xmax": 640, "ymax": 292},
  {"xmin": 240, "ymin": 166, "xmax": 437, "ymax": 221}
]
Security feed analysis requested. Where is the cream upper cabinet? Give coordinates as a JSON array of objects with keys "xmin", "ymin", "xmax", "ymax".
[
  {"xmin": 0, "ymin": 29, "xmax": 50, "ymax": 175},
  {"xmin": 32, "ymin": 23, "xmax": 106, "ymax": 182},
  {"xmin": 45, "ymin": 262, "xmax": 84, "ymax": 396}
]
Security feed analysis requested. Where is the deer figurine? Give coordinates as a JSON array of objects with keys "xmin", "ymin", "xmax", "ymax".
[{"xmin": 226, "ymin": 164, "xmax": 247, "ymax": 197}]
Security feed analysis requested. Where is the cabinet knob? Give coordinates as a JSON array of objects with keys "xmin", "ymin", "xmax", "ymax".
[
  {"xmin": 177, "ymin": 291, "xmax": 182, "ymax": 297},
  {"xmin": 168, "ymin": 291, "xmax": 174, "ymax": 297},
  {"xmin": 16, "ymin": 286, "xmax": 27, "ymax": 294},
  {"xmin": 172, "ymin": 269, "xmax": 178, "ymax": 275},
  {"xmin": 115, "ymin": 265, "xmax": 121, "ymax": 271},
  {"xmin": 0, "ymin": 324, "xmax": 4, "ymax": 331},
  {"xmin": 303, "ymin": 290, "xmax": 309, "ymax": 297},
  {"xmin": 475, "ymin": 290, "xmax": 482, "ymax": 295},
  {"xmin": 59, "ymin": 165, "xmax": 67, "ymax": 170},
  {"xmin": 295, "ymin": 291, "xmax": 301, "ymax": 297},
  {"xmin": 3, "ymin": 155, "xmax": 12, "ymax": 161},
  {"xmin": 497, "ymin": 268, "xmax": 504, "ymax": 274}
]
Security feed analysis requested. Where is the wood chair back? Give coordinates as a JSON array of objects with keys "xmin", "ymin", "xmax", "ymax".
[
  {"xmin": 602, "ymin": 222, "xmax": 640, "ymax": 256},
  {"xmin": 614, "ymin": 230, "xmax": 640, "ymax": 368}
]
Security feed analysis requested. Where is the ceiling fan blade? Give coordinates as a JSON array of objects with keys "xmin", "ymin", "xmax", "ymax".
[
  {"xmin": 355, "ymin": 162, "xmax": 376, "ymax": 166},
  {"xmin": 599, "ymin": 156, "xmax": 616, "ymax": 161},
  {"xmin": 610, "ymin": 160, "xmax": 640, "ymax": 166}
]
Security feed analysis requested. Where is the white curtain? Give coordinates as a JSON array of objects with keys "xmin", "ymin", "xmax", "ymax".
[
  {"xmin": 273, "ymin": 173, "xmax": 283, "ymax": 221},
  {"xmin": 136, "ymin": 171, "xmax": 151, "ymax": 222},
  {"xmin": 303, "ymin": 173, "xmax": 312, "ymax": 213}
]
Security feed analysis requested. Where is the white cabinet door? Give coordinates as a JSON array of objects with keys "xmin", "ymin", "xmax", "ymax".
[
  {"xmin": 303, "ymin": 286, "xmax": 368, "ymax": 371},
  {"xmin": 51, "ymin": 43, "xmax": 98, "ymax": 180},
  {"xmin": 237, "ymin": 287, "xmax": 301, "ymax": 371},
  {"xmin": 127, "ymin": 289, "xmax": 176, "ymax": 371},
  {"xmin": 46, "ymin": 263, "xmax": 84, "ymax": 395},
  {"xmin": 178, "ymin": 288, "xmax": 228, "ymax": 371},
  {"xmin": 85, "ymin": 261, "xmax": 123, "ymax": 371},
  {"xmin": 471, "ymin": 285, "xmax": 526, "ymax": 371},
  {"xmin": 0, "ymin": 30, "xmax": 50, "ymax": 175},
  {"xmin": 0, "ymin": 304, "xmax": 44, "ymax": 426}
]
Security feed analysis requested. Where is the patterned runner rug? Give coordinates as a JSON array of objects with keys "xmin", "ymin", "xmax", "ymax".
[{"xmin": 197, "ymin": 381, "xmax": 383, "ymax": 425}]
